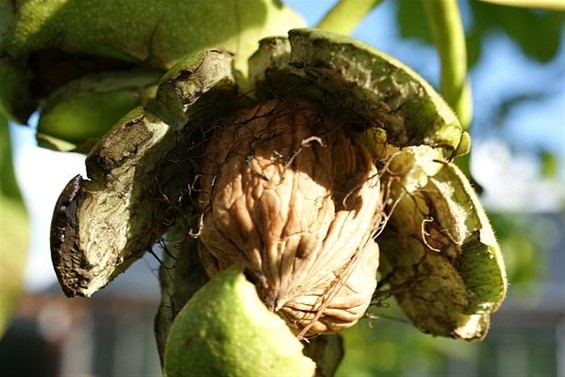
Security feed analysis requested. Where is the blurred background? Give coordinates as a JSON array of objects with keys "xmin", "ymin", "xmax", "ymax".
[{"xmin": 1, "ymin": 0, "xmax": 563, "ymax": 376}]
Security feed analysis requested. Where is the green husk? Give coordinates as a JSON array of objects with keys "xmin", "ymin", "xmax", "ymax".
[
  {"xmin": 163, "ymin": 267, "xmax": 316, "ymax": 377},
  {"xmin": 49, "ymin": 28, "xmax": 506, "ymax": 346}
]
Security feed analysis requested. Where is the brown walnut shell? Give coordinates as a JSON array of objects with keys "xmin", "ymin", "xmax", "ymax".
[{"xmin": 198, "ymin": 98, "xmax": 383, "ymax": 337}]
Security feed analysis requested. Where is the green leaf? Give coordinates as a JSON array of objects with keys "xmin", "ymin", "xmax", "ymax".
[
  {"xmin": 0, "ymin": 0, "xmax": 14, "ymax": 39},
  {"xmin": 1, "ymin": 0, "xmax": 304, "ymax": 129},
  {"xmin": 36, "ymin": 70, "xmax": 161, "ymax": 152},
  {"xmin": 0, "ymin": 57, "xmax": 34, "ymax": 123},
  {"xmin": 0, "ymin": 116, "xmax": 29, "ymax": 337},
  {"xmin": 4, "ymin": 0, "xmax": 304, "ymax": 69},
  {"xmin": 163, "ymin": 267, "xmax": 316, "ymax": 377},
  {"xmin": 395, "ymin": 0, "xmax": 563, "ymax": 68},
  {"xmin": 468, "ymin": 1, "xmax": 564, "ymax": 65},
  {"xmin": 396, "ymin": 0, "xmax": 432, "ymax": 44}
]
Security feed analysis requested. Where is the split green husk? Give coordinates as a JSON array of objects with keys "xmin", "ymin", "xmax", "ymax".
[{"xmin": 46, "ymin": 28, "xmax": 506, "ymax": 375}]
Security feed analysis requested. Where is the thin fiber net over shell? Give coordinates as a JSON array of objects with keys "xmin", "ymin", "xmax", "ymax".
[{"xmin": 198, "ymin": 98, "xmax": 383, "ymax": 336}]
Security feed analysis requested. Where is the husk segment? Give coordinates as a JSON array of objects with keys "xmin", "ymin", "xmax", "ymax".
[
  {"xmin": 248, "ymin": 29, "xmax": 505, "ymax": 340},
  {"xmin": 377, "ymin": 162, "xmax": 506, "ymax": 340},
  {"xmin": 163, "ymin": 267, "xmax": 316, "ymax": 377},
  {"xmin": 50, "ymin": 49, "xmax": 239, "ymax": 297},
  {"xmin": 249, "ymin": 28, "xmax": 470, "ymax": 158}
]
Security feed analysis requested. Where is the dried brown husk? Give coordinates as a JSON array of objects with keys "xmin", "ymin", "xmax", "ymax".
[{"xmin": 198, "ymin": 98, "xmax": 383, "ymax": 337}]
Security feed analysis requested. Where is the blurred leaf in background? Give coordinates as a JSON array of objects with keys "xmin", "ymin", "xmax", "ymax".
[
  {"xmin": 396, "ymin": 0, "xmax": 563, "ymax": 66},
  {"xmin": 0, "ymin": 0, "xmax": 305, "ymax": 151},
  {"xmin": 467, "ymin": 1, "xmax": 563, "ymax": 66},
  {"xmin": 337, "ymin": 301, "xmax": 480, "ymax": 377},
  {"xmin": 0, "ymin": 116, "xmax": 29, "ymax": 337},
  {"xmin": 489, "ymin": 212, "xmax": 562, "ymax": 291}
]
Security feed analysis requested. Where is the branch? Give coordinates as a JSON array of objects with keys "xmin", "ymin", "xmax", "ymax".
[
  {"xmin": 424, "ymin": 0, "xmax": 472, "ymax": 131},
  {"xmin": 478, "ymin": 0, "xmax": 565, "ymax": 10},
  {"xmin": 316, "ymin": 0, "xmax": 384, "ymax": 35}
]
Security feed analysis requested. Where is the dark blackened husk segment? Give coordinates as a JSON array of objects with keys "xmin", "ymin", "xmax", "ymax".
[
  {"xmin": 50, "ymin": 174, "xmax": 87, "ymax": 297},
  {"xmin": 198, "ymin": 97, "xmax": 382, "ymax": 336}
]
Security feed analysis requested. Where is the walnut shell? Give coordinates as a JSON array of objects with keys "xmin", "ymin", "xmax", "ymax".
[{"xmin": 198, "ymin": 98, "xmax": 382, "ymax": 337}]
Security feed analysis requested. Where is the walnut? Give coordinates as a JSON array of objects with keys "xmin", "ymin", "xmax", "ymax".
[{"xmin": 198, "ymin": 98, "xmax": 383, "ymax": 337}]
